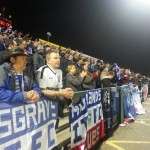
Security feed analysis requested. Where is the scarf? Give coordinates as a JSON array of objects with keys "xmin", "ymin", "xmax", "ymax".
[{"xmin": 11, "ymin": 68, "xmax": 23, "ymax": 92}]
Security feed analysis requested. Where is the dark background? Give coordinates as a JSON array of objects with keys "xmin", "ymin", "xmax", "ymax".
[{"xmin": 0, "ymin": 0, "xmax": 150, "ymax": 75}]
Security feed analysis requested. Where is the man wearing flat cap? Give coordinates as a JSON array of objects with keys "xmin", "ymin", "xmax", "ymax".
[{"xmin": 0, "ymin": 48, "xmax": 41, "ymax": 103}]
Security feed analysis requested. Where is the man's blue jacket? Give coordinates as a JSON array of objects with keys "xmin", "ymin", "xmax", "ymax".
[{"xmin": 0, "ymin": 62, "xmax": 41, "ymax": 103}]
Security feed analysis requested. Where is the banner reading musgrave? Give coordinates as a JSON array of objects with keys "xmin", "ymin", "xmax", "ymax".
[
  {"xmin": 70, "ymin": 89, "xmax": 105, "ymax": 150},
  {"xmin": 0, "ymin": 98, "xmax": 58, "ymax": 150}
]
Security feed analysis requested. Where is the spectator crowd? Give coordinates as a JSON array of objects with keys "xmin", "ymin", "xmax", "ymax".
[{"xmin": 0, "ymin": 22, "xmax": 149, "ymax": 116}]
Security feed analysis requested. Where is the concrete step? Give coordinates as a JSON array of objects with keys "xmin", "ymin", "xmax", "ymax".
[
  {"xmin": 63, "ymin": 108, "xmax": 69, "ymax": 117},
  {"xmin": 56, "ymin": 116, "xmax": 70, "ymax": 134},
  {"xmin": 56, "ymin": 127, "xmax": 71, "ymax": 150},
  {"xmin": 59, "ymin": 116, "xmax": 69, "ymax": 127},
  {"xmin": 54, "ymin": 108, "xmax": 71, "ymax": 149}
]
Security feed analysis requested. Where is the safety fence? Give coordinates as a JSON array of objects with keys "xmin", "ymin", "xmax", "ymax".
[{"xmin": 0, "ymin": 85, "xmax": 146, "ymax": 150}]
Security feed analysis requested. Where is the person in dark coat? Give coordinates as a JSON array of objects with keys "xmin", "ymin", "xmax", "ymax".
[
  {"xmin": 59, "ymin": 51, "xmax": 68, "ymax": 78},
  {"xmin": 64, "ymin": 64, "xmax": 87, "ymax": 103},
  {"xmin": 100, "ymin": 65, "xmax": 116, "ymax": 88},
  {"xmin": 0, "ymin": 33, "xmax": 5, "ymax": 51},
  {"xmin": 33, "ymin": 46, "xmax": 45, "ymax": 75},
  {"xmin": 81, "ymin": 63, "xmax": 97, "ymax": 90}
]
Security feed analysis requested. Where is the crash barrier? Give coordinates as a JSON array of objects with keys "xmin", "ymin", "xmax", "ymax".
[{"xmin": 0, "ymin": 85, "xmax": 146, "ymax": 150}]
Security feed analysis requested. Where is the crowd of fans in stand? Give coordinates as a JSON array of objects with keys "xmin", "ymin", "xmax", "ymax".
[{"xmin": 0, "ymin": 27, "xmax": 149, "ymax": 112}]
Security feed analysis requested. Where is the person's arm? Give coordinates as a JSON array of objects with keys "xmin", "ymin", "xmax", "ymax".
[
  {"xmin": 67, "ymin": 74, "xmax": 84, "ymax": 86},
  {"xmin": 83, "ymin": 74, "xmax": 94, "ymax": 84},
  {"xmin": 41, "ymin": 88, "xmax": 73, "ymax": 99},
  {"xmin": 0, "ymin": 83, "xmax": 39, "ymax": 103},
  {"xmin": 0, "ymin": 86, "xmax": 26, "ymax": 103}
]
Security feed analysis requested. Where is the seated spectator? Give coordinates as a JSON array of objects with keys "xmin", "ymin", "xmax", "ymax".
[{"xmin": 0, "ymin": 48, "xmax": 41, "ymax": 103}]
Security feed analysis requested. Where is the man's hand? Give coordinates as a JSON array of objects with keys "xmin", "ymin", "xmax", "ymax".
[
  {"xmin": 27, "ymin": 90, "xmax": 40, "ymax": 103},
  {"xmin": 80, "ymin": 70, "xmax": 87, "ymax": 78},
  {"xmin": 58, "ymin": 88, "xmax": 74, "ymax": 99}
]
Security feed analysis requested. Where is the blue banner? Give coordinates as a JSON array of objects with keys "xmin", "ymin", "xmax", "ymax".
[
  {"xmin": 121, "ymin": 85, "xmax": 137, "ymax": 119},
  {"xmin": 0, "ymin": 97, "xmax": 58, "ymax": 150},
  {"xmin": 110, "ymin": 87, "xmax": 120, "ymax": 128},
  {"xmin": 70, "ymin": 89, "xmax": 105, "ymax": 150}
]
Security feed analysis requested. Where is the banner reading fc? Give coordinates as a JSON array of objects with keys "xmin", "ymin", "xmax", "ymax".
[
  {"xmin": 0, "ymin": 98, "xmax": 58, "ymax": 150},
  {"xmin": 70, "ymin": 89, "xmax": 105, "ymax": 150}
]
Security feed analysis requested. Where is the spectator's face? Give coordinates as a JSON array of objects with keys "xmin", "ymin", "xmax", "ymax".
[
  {"xmin": 105, "ymin": 67, "xmax": 109, "ymax": 72},
  {"xmin": 13, "ymin": 41, "xmax": 18, "ymax": 50},
  {"xmin": 70, "ymin": 65, "xmax": 76, "ymax": 75},
  {"xmin": 38, "ymin": 48, "xmax": 44, "ymax": 54},
  {"xmin": 68, "ymin": 55, "xmax": 73, "ymax": 60},
  {"xmin": 19, "ymin": 41, "xmax": 27, "ymax": 49},
  {"xmin": 0, "ymin": 34, "xmax": 3, "ymax": 40},
  {"xmin": 3, "ymin": 34, "xmax": 8, "ymax": 39},
  {"xmin": 83, "ymin": 63, "xmax": 88, "ymax": 71},
  {"xmin": 11, "ymin": 55, "xmax": 27, "ymax": 72},
  {"xmin": 47, "ymin": 52, "xmax": 60, "ymax": 69},
  {"xmin": 125, "ymin": 69, "xmax": 130, "ymax": 75},
  {"xmin": 45, "ymin": 47, "xmax": 50, "ymax": 52}
]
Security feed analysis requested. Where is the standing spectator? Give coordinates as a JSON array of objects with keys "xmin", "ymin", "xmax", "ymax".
[
  {"xmin": 67, "ymin": 53, "xmax": 75, "ymax": 65},
  {"xmin": 122, "ymin": 69, "xmax": 131, "ymax": 84},
  {"xmin": 89, "ymin": 59, "xmax": 95, "ymax": 73},
  {"xmin": 0, "ymin": 48, "xmax": 41, "ymax": 103},
  {"xmin": 59, "ymin": 51, "xmax": 68, "ymax": 78},
  {"xmin": 33, "ymin": 45, "xmax": 45, "ymax": 75},
  {"xmin": 17, "ymin": 40, "xmax": 28, "ymax": 49},
  {"xmin": 0, "ymin": 39, "xmax": 17, "ymax": 64},
  {"xmin": 36, "ymin": 51, "xmax": 74, "ymax": 128},
  {"xmin": 81, "ymin": 63, "xmax": 96, "ymax": 90},
  {"xmin": 94, "ymin": 60, "xmax": 101, "ymax": 72},
  {"xmin": 5, "ymin": 39, "xmax": 18, "ymax": 51},
  {"xmin": 64, "ymin": 64, "xmax": 87, "ymax": 103},
  {"xmin": 64, "ymin": 64, "xmax": 86, "ymax": 92},
  {"xmin": 75, "ymin": 57, "xmax": 84, "ymax": 75},
  {"xmin": 100, "ymin": 65, "xmax": 115, "ymax": 88},
  {"xmin": 0, "ymin": 33, "xmax": 5, "ymax": 51}
]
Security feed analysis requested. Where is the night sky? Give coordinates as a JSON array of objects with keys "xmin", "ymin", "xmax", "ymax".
[{"xmin": 0, "ymin": 0, "xmax": 150, "ymax": 75}]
